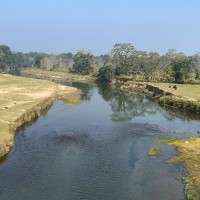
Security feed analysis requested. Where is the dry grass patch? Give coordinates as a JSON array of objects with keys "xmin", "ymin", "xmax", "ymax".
[{"xmin": 22, "ymin": 69, "xmax": 95, "ymax": 82}]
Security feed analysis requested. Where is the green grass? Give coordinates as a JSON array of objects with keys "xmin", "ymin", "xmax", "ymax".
[{"xmin": 148, "ymin": 82, "xmax": 200, "ymax": 101}]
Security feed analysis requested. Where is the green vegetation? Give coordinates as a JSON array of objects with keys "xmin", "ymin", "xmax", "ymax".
[
  {"xmin": 117, "ymin": 81, "xmax": 200, "ymax": 115},
  {"xmin": 71, "ymin": 52, "xmax": 94, "ymax": 75},
  {"xmin": 148, "ymin": 83, "xmax": 200, "ymax": 114},
  {"xmin": 1, "ymin": 43, "xmax": 200, "ymax": 198},
  {"xmin": 172, "ymin": 58, "xmax": 191, "ymax": 83},
  {"xmin": 65, "ymin": 97, "xmax": 82, "ymax": 106},
  {"xmin": 149, "ymin": 82, "xmax": 200, "ymax": 100},
  {"xmin": 148, "ymin": 147, "xmax": 162, "ymax": 158},
  {"xmin": 97, "ymin": 65, "xmax": 115, "ymax": 82},
  {"xmin": 1, "ymin": 43, "xmax": 200, "ymax": 85},
  {"xmin": 160, "ymin": 138, "xmax": 200, "ymax": 200},
  {"xmin": 97, "ymin": 44, "xmax": 200, "ymax": 84},
  {"xmin": 159, "ymin": 97, "xmax": 200, "ymax": 114}
]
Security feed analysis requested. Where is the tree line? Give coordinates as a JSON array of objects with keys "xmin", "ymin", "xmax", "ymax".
[{"xmin": 0, "ymin": 44, "xmax": 200, "ymax": 83}]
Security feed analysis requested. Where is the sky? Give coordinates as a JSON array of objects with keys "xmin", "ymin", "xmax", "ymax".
[{"xmin": 0, "ymin": 0, "xmax": 200, "ymax": 55}]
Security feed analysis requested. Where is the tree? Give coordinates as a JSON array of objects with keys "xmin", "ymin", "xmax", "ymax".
[
  {"xmin": 190, "ymin": 53, "xmax": 200, "ymax": 80},
  {"xmin": 133, "ymin": 51, "xmax": 160, "ymax": 80},
  {"xmin": 159, "ymin": 49, "xmax": 188, "ymax": 82},
  {"xmin": 71, "ymin": 52, "xmax": 93, "ymax": 75},
  {"xmin": 111, "ymin": 43, "xmax": 136, "ymax": 75},
  {"xmin": 195, "ymin": 69, "xmax": 200, "ymax": 79},
  {"xmin": 34, "ymin": 54, "xmax": 45, "ymax": 68},
  {"xmin": 9, "ymin": 52, "xmax": 27, "ymax": 71},
  {"xmin": 0, "ymin": 45, "xmax": 12, "ymax": 72},
  {"xmin": 97, "ymin": 65, "xmax": 115, "ymax": 82},
  {"xmin": 171, "ymin": 58, "xmax": 192, "ymax": 83}
]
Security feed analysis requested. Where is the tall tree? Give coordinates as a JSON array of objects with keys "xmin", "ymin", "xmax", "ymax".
[
  {"xmin": 71, "ymin": 52, "xmax": 93, "ymax": 75},
  {"xmin": 111, "ymin": 43, "xmax": 136, "ymax": 75},
  {"xmin": 171, "ymin": 58, "xmax": 192, "ymax": 83},
  {"xmin": 0, "ymin": 45, "xmax": 12, "ymax": 71}
]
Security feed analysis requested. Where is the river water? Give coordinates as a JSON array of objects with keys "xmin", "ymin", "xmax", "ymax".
[{"xmin": 0, "ymin": 82, "xmax": 199, "ymax": 200}]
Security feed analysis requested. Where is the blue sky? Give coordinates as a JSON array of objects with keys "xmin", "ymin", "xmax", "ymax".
[{"xmin": 0, "ymin": 0, "xmax": 200, "ymax": 55}]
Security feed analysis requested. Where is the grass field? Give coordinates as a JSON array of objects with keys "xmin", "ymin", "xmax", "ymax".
[{"xmin": 149, "ymin": 82, "xmax": 200, "ymax": 101}]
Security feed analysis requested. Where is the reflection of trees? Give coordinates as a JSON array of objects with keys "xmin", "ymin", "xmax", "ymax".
[
  {"xmin": 58, "ymin": 80, "xmax": 95, "ymax": 101},
  {"xmin": 161, "ymin": 107, "xmax": 199, "ymax": 121},
  {"xmin": 98, "ymin": 84, "xmax": 159, "ymax": 121},
  {"xmin": 71, "ymin": 82, "xmax": 95, "ymax": 101},
  {"xmin": 98, "ymin": 83, "xmax": 114, "ymax": 101},
  {"xmin": 110, "ymin": 92, "xmax": 159, "ymax": 121},
  {"xmin": 98, "ymin": 84, "xmax": 196, "ymax": 122}
]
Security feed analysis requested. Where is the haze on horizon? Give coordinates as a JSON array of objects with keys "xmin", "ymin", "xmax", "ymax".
[{"xmin": 0, "ymin": 0, "xmax": 200, "ymax": 56}]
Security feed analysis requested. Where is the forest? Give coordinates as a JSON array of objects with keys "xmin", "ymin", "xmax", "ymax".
[{"xmin": 0, "ymin": 43, "xmax": 200, "ymax": 84}]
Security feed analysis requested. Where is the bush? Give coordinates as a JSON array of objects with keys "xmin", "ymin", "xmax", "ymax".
[{"xmin": 97, "ymin": 66, "xmax": 115, "ymax": 82}]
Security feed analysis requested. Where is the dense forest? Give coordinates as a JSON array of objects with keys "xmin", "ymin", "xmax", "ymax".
[{"xmin": 0, "ymin": 44, "xmax": 200, "ymax": 83}]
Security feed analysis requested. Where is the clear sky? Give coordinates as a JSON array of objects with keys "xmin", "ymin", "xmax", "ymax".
[{"xmin": 0, "ymin": 0, "xmax": 200, "ymax": 55}]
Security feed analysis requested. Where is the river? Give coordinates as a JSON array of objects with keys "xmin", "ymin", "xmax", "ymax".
[{"xmin": 0, "ymin": 82, "xmax": 199, "ymax": 200}]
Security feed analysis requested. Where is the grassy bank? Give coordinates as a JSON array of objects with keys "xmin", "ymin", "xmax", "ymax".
[
  {"xmin": 0, "ymin": 74, "xmax": 80, "ymax": 158},
  {"xmin": 160, "ymin": 138, "xmax": 200, "ymax": 200},
  {"xmin": 21, "ymin": 69, "xmax": 95, "ymax": 83},
  {"xmin": 115, "ymin": 80, "xmax": 200, "ymax": 115},
  {"xmin": 149, "ymin": 83, "xmax": 200, "ymax": 115},
  {"xmin": 149, "ymin": 82, "xmax": 200, "ymax": 101}
]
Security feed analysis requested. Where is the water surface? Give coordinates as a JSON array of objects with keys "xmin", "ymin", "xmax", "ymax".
[{"xmin": 0, "ymin": 83, "xmax": 199, "ymax": 200}]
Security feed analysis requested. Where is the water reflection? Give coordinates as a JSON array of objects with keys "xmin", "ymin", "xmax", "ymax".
[
  {"xmin": 56, "ymin": 80, "xmax": 95, "ymax": 101},
  {"xmin": 1, "ymin": 82, "xmax": 198, "ymax": 200},
  {"xmin": 98, "ymin": 83, "xmax": 197, "ymax": 123},
  {"xmin": 71, "ymin": 82, "xmax": 95, "ymax": 101},
  {"xmin": 98, "ymin": 84, "xmax": 159, "ymax": 121}
]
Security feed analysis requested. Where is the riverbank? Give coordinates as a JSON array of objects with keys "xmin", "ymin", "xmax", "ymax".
[
  {"xmin": 160, "ymin": 138, "xmax": 200, "ymax": 200},
  {"xmin": 18, "ymin": 70, "xmax": 200, "ymax": 199},
  {"xmin": 21, "ymin": 69, "xmax": 95, "ymax": 83},
  {"xmin": 113, "ymin": 79, "xmax": 200, "ymax": 116},
  {"xmin": 21, "ymin": 70, "xmax": 200, "ymax": 115},
  {"xmin": 0, "ymin": 74, "xmax": 80, "ymax": 158},
  {"xmin": 113, "ymin": 78, "xmax": 200, "ymax": 199}
]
